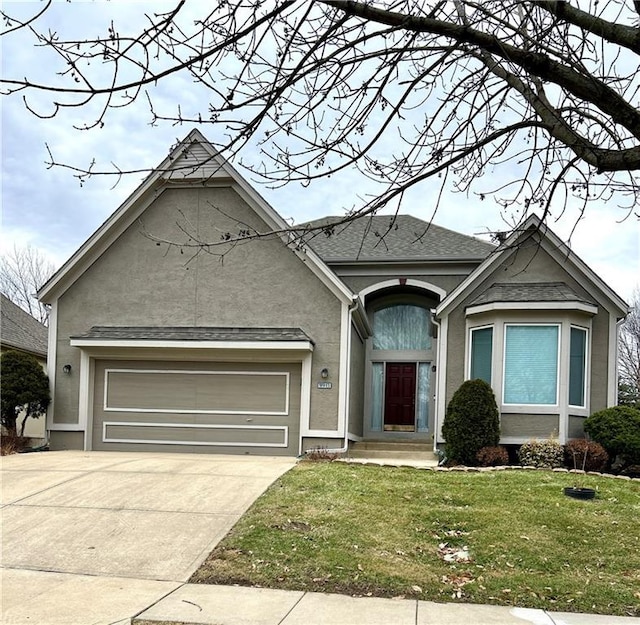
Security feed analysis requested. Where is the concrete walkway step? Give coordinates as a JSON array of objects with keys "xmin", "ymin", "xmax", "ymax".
[
  {"xmin": 346, "ymin": 441, "xmax": 439, "ymax": 465},
  {"xmin": 347, "ymin": 449, "xmax": 438, "ymax": 461},
  {"xmin": 350, "ymin": 441, "xmax": 434, "ymax": 452}
]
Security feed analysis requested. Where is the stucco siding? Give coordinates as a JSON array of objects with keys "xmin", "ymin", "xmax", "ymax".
[
  {"xmin": 348, "ymin": 325, "xmax": 365, "ymax": 437},
  {"xmin": 500, "ymin": 414, "xmax": 559, "ymax": 438},
  {"xmin": 568, "ymin": 415, "xmax": 587, "ymax": 439},
  {"xmin": 52, "ymin": 186, "xmax": 344, "ymax": 440},
  {"xmin": 302, "ymin": 437, "xmax": 343, "ymax": 452},
  {"xmin": 52, "ymin": 336, "xmax": 82, "ymax": 425},
  {"xmin": 49, "ymin": 431, "xmax": 84, "ymax": 450},
  {"xmin": 589, "ymin": 309, "xmax": 610, "ymax": 413},
  {"xmin": 444, "ymin": 307, "xmax": 467, "ymax": 406}
]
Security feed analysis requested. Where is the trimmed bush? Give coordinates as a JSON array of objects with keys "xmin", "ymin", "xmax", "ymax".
[
  {"xmin": 584, "ymin": 406, "xmax": 640, "ymax": 467},
  {"xmin": 1, "ymin": 350, "xmax": 50, "ymax": 437},
  {"xmin": 518, "ymin": 438, "xmax": 564, "ymax": 468},
  {"xmin": 477, "ymin": 445, "xmax": 509, "ymax": 467},
  {"xmin": 442, "ymin": 379, "xmax": 500, "ymax": 465},
  {"xmin": 564, "ymin": 439, "xmax": 609, "ymax": 472}
]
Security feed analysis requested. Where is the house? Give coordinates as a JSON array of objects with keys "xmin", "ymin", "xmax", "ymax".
[
  {"xmin": 1, "ymin": 293, "xmax": 49, "ymax": 441},
  {"xmin": 38, "ymin": 130, "xmax": 628, "ymax": 455}
]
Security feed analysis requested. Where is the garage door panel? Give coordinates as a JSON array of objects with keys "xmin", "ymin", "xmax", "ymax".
[
  {"xmin": 103, "ymin": 422, "xmax": 288, "ymax": 447},
  {"xmin": 92, "ymin": 360, "xmax": 301, "ymax": 455},
  {"xmin": 194, "ymin": 372, "xmax": 287, "ymax": 413},
  {"xmin": 105, "ymin": 370, "xmax": 289, "ymax": 414}
]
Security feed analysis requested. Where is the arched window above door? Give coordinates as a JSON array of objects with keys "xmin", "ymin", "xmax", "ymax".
[{"xmin": 372, "ymin": 304, "xmax": 431, "ymax": 351}]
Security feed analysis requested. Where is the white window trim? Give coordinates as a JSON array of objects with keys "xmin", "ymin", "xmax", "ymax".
[
  {"xmin": 467, "ymin": 324, "xmax": 494, "ymax": 382},
  {"xmin": 502, "ymin": 323, "xmax": 561, "ymax": 408},
  {"xmin": 568, "ymin": 325, "xmax": 589, "ymax": 410}
]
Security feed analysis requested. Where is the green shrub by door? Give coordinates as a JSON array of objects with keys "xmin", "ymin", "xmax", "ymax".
[{"xmin": 442, "ymin": 379, "xmax": 500, "ymax": 465}]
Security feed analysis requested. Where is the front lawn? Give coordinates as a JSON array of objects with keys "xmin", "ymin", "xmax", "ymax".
[{"xmin": 191, "ymin": 463, "xmax": 640, "ymax": 616}]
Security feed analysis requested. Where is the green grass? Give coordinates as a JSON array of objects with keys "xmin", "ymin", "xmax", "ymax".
[{"xmin": 191, "ymin": 463, "xmax": 640, "ymax": 616}]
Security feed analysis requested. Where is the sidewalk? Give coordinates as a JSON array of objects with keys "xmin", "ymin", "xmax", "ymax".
[{"xmin": 133, "ymin": 583, "xmax": 640, "ymax": 625}]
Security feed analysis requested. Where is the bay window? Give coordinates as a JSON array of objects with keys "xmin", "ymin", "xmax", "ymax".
[{"xmin": 467, "ymin": 320, "xmax": 590, "ymax": 411}]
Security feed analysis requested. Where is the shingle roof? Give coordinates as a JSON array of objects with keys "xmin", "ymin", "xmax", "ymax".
[
  {"xmin": 71, "ymin": 326, "xmax": 314, "ymax": 344},
  {"xmin": 0, "ymin": 294, "xmax": 48, "ymax": 357},
  {"xmin": 299, "ymin": 215, "xmax": 495, "ymax": 262},
  {"xmin": 469, "ymin": 282, "xmax": 596, "ymax": 306}
]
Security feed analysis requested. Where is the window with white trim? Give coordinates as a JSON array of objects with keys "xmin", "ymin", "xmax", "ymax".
[
  {"xmin": 470, "ymin": 326, "xmax": 493, "ymax": 384},
  {"xmin": 569, "ymin": 326, "xmax": 587, "ymax": 407},
  {"xmin": 503, "ymin": 324, "xmax": 559, "ymax": 406}
]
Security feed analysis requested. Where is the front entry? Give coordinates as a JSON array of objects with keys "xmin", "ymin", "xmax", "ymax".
[
  {"xmin": 384, "ymin": 363, "xmax": 416, "ymax": 431},
  {"xmin": 363, "ymin": 292, "xmax": 440, "ymax": 441}
]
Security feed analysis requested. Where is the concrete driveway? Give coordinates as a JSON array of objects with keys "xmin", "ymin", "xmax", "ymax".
[{"xmin": 1, "ymin": 450, "xmax": 295, "ymax": 624}]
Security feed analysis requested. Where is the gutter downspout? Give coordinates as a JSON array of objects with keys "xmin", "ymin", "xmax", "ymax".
[
  {"xmin": 613, "ymin": 316, "xmax": 626, "ymax": 406},
  {"xmin": 431, "ymin": 313, "xmax": 441, "ymax": 455}
]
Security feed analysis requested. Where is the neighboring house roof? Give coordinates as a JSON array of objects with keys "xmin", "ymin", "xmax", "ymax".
[
  {"xmin": 0, "ymin": 294, "xmax": 48, "ymax": 358},
  {"xmin": 301, "ymin": 215, "xmax": 496, "ymax": 263},
  {"xmin": 468, "ymin": 282, "xmax": 597, "ymax": 307},
  {"xmin": 71, "ymin": 326, "xmax": 314, "ymax": 343}
]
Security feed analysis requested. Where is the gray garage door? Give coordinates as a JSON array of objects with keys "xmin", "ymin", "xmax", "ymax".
[{"xmin": 92, "ymin": 359, "xmax": 301, "ymax": 455}]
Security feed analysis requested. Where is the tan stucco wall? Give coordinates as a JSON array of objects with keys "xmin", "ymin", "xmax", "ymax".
[
  {"xmin": 348, "ymin": 325, "xmax": 365, "ymax": 437},
  {"xmin": 302, "ymin": 437, "xmax": 344, "ymax": 452},
  {"xmin": 49, "ymin": 431, "xmax": 84, "ymax": 450},
  {"xmin": 568, "ymin": 415, "xmax": 587, "ymax": 439},
  {"xmin": 588, "ymin": 307, "xmax": 610, "ymax": 414},
  {"xmin": 443, "ymin": 236, "xmax": 617, "ymax": 440},
  {"xmin": 52, "ymin": 186, "xmax": 343, "ymax": 436},
  {"xmin": 500, "ymin": 414, "xmax": 559, "ymax": 438}
]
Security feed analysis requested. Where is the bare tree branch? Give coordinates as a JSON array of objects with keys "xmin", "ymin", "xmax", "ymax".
[
  {"xmin": 0, "ymin": 245, "xmax": 55, "ymax": 325},
  {"xmin": 619, "ymin": 288, "xmax": 640, "ymax": 405},
  {"xmin": 2, "ymin": 0, "xmax": 639, "ymax": 240}
]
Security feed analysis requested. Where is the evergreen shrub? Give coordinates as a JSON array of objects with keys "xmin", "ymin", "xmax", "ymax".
[
  {"xmin": 584, "ymin": 406, "xmax": 640, "ymax": 467},
  {"xmin": 1, "ymin": 350, "xmax": 50, "ymax": 437},
  {"xmin": 442, "ymin": 379, "xmax": 499, "ymax": 465}
]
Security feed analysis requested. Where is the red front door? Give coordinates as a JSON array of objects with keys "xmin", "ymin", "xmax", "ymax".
[{"xmin": 384, "ymin": 363, "xmax": 416, "ymax": 431}]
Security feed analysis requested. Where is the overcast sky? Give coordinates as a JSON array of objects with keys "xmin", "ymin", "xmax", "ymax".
[{"xmin": 1, "ymin": 1, "xmax": 638, "ymax": 302}]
